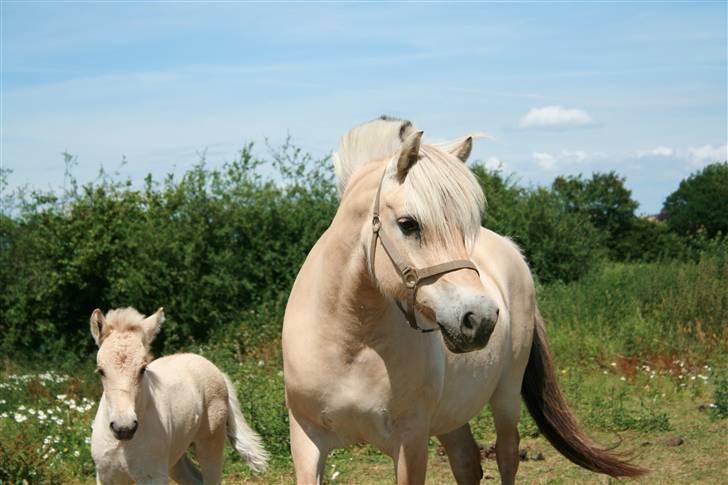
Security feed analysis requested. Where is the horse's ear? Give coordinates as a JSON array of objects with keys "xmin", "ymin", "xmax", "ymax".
[
  {"xmin": 396, "ymin": 130, "xmax": 424, "ymax": 177},
  {"xmin": 90, "ymin": 309, "xmax": 106, "ymax": 347},
  {"xmin": 451, "ymin": 136, "xmax": 473, "ymax": 162},
  {"xmin": 140, "ymin": 307, "xmax": 165, "ymax": 346},
  {"xmin": 441, "ymin": 133, "xmax": 489, "ymax": 163}
]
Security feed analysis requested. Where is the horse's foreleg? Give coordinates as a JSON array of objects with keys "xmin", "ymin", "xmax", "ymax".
[
  {"xmin": 393, "ymin": 428, "xmax": 429, "ymax": 485},
  {"xmin": 170, "ymin": 454, "xmax": 202, "ymax": 485},
  {"xmin": 490, "ymin": 385, "xmax": 521, "ymax": 485},
  {"xmin": 437, "ymin": 423, "xmax": 483, "ymax": 485},
  {"xmin": 289, "ymin": 410, "xmax": 331, "ymax": 485}
]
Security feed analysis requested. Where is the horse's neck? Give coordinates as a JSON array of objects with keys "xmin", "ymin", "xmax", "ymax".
[{"xmin": 320, "ymin": 162, "xmax": 402, "ymax": 340}]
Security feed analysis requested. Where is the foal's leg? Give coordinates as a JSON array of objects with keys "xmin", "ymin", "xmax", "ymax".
[
  {"xmin": 170, "ymin": 454, "xmax": 202, "ymax": 485},
  {"xmin": 490, "ymin": 385, "xmax": 522, "ymax": 485},
  {"xmin": 195, "ymin": 426, "xmax": 226, "ymax": 485},
  {"xmin": 437, "ymin": 423, "xmax": 483, "ymax": 485},
  {"xmin": 289, "ymin": 410, "xmax": 331, "ymax": 485}
]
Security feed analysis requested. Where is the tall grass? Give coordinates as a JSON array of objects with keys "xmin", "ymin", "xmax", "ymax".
[{"xmin": 540, "ymin": 242, "xmax": 728, "ymax": 365}]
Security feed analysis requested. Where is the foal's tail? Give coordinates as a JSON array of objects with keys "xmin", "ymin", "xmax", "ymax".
[
  {"xmin": 223, "ymin": 374, "xmax": 269, "ymax": 472},
  {"xmin": 521, "ymin": 312, "xmax": 648, "ymax": 478}
]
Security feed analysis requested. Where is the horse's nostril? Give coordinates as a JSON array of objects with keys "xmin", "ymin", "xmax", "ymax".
[
  {"xmin": 461, "ymin": 311, "xmax": 476, "ymax": 330},
  {"xmin": 131, "ymin": 420, "xmax": 138, "ymax": 432},
  {"xmin": 495, "ymin": 307, "xmax": 500, "ymax": 317},
  {"xmin": 109, "ymin": 421, "xmax": 116, "ymax": 431}
]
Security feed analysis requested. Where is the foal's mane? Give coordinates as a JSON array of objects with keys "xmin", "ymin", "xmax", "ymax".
[
  {"xmin": 97, "ymin": 307, "xmax": 157, "ymax": 351},
  {"xmin": 103, "ymin": 307, "xmax": 146, "ymax": 335},
  {"xmin": 335, "ymin": 116, "xmax": 485, "ymax": 251}
]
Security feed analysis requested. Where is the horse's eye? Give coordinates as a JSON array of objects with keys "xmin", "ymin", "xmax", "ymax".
[
  {"xmin": 139, "ymin": 365, "xmax": 147, "ymax": 376},
  {"xmin": 397, "ymin": 217, "xmax": 420, "ymax": 237},
  {"xmin": 96, "ymin": 367, "xmax": 105, "ymax": 377}
]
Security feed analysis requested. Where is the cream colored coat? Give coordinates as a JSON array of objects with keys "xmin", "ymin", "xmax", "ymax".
[
  {"xmin": 90, "ymin": 308, "xmax": 267, "ymax": 484},
  {"xmin": 283, "ymin": 118, "xmax": 645, "ymax": 485}
]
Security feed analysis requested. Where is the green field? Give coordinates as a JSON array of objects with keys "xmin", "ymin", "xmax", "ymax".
[
  {"xmin": 2, "ymin": 256, "xmax": 726, "ymax": 484},
  {"xmin": 2, "ymin": 158, "xmax": 726, "ymax": 483}
]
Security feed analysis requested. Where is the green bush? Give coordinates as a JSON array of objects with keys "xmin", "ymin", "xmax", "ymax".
[
  {"xmin": 473, "ymin": 165, "xmax": 606, "ymax": 283},
  {"xmin": 0, "ymin": 143, "xmax": 337, "ymax": 359}
]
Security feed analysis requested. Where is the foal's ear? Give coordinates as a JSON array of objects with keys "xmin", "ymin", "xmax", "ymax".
[
  {"xmin": 140, "ymin": 307, "xmax": 165, "ymax": 346},
  {"xmin": 396, "ymin": 130, "xmax": 424, "ymax": 177},
  {"xmin": 90, "ymin": 309, "xmax": 106, "ymax": 347}
]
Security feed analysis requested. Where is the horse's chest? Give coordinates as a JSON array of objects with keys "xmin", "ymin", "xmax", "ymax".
[{"xmin": 319, "ymin": 345, "xmax": 444, "ymax": 445}]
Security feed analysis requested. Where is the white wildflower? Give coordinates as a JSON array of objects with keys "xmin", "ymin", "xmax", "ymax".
[{"xmin": 14, "ymin": 413, "xmax": 27, "ymax": 423}]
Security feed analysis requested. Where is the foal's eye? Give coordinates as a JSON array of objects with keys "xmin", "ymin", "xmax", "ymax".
[
  {"xmin": 96, "ymin": 368, "xmax": 105, "ymax": 378},
  {"xmin": 397, "ymin": 217, "xmax": 421, "ymax": 237}
]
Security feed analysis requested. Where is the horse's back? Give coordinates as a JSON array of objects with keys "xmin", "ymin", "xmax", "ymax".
[
  {"xmin": 148, "ymin": 353, "xmax": 229, "ymax": 440},
  {"xmin": 150, "ymin": 353, "xmax": 228, "ymax": 406}
]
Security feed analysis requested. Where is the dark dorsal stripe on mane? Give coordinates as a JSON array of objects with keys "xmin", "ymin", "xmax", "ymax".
[{"xmin": 334, "ymin": 117, "xmax": 418, "ymax": 193}]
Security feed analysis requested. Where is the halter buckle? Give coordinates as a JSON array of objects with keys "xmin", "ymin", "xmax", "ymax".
[
  {"xmin": 402, "ymin": 267, "xmax": 418, "ymax": 288},
  {"xmin": 372, "ymin": 216, "xmax": 381, "ymax": 233}
]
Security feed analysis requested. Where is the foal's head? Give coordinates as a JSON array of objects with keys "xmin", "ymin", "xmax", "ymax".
[
  {"xmin": 90, "ymin": 307, "xmax": 164, "ymax": 440},
  {"xmin": 341, "ymin": 124, "xmax": 500, "ymax": 352}
]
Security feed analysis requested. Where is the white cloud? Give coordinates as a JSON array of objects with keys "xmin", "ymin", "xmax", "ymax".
[
  {"xmin": 532, "ymin": 150, "xmax": 606, "ymax": 171},
  {"xmin": 484, "ymin": 156, "xmax": 506, "ymax": 171},
  {"xmin": 519, "ymin": 105, "xmax": 594, "ymax": 129},
  {"xmin": 636, "ymin": 146, "xmax": 674, "ymax": 158},
  {"xmin": 688, "ymin": 144, "xmax": 727, "ymax": 166},
  {"xmin": 532, "ymin": 152, "xmax": 556, "ymax": 170}
]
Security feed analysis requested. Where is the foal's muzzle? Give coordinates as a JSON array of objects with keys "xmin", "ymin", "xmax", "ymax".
[{"xmin": 110, "ymin": 419, "xmax": 138, "ymax": 440}]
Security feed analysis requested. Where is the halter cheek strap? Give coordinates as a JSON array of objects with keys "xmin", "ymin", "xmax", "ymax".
[{"xmin": 369, "ymin": 169, "xmax": 480, "ymax": 333}]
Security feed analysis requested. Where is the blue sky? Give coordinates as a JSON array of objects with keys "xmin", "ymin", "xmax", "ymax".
[{"xmin": 2, "ymin": 1, "xmax": 726, "ymax": 214}]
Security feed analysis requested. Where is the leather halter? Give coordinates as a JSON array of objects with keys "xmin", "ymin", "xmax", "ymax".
[{"xmin": 369, "ymin": 169, "xmax": 480, "ymax": 333}]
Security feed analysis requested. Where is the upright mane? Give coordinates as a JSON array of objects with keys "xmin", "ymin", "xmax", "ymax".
[
  {"xmin": 333, "ymin": 116, "xmax": 418, "ymax": 193},
  {"xmin": 401, "ymin": 143, "xmax": 485, "ymax": 251},
  {"xmin": 103, "ymin": 307, "xmax": 146, "ymax": 334}
]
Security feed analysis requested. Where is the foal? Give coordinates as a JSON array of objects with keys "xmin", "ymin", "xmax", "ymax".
[{"xmin": 90, "ymin": 307, "xmax": 267, "ymax": 484}]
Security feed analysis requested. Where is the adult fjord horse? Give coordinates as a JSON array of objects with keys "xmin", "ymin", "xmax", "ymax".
[{"xmin": 282, "ymin": 117, "xmax": 645, "ymax": 484}]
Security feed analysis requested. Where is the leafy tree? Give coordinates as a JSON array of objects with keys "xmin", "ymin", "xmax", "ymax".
[
  {"xmin": 552, "ymin": 172, "xmax": 639, "ymax": 259},
  {"xmin": 473, "ymin": 165, "xmax": 605, "ymax": 283},
  {"xmin": 663, "ymin": 162, "xmax": 728, "ymax": 238}
]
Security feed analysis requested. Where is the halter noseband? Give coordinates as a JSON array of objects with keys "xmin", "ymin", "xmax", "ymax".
[{"xmin": 369, "ymin": 169, "xmax": 480, "ymax": 333}]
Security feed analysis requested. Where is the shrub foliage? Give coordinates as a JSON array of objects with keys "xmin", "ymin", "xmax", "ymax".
[{"xmin": 1, "ymin": 147, "xmax": 724, "ymax": 360}]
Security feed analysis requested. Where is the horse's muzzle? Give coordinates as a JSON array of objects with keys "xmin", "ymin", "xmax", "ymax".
[{"xmin": 440, "ymin": 307, "xmax": 499, "ymax": 353}]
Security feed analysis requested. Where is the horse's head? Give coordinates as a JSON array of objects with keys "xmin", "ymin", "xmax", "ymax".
[
  {"xmin": 359, "ymin": 128, "xmax": 499, "ymax": 353},
  {"xmin": 90, "ymin": 306, "xmax": 164, "ymax": 440}
]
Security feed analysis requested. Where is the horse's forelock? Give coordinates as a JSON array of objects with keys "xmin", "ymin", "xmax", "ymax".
[{"xmin": 400, "ymin": 144, "xmax": 485, "ymax": 252}]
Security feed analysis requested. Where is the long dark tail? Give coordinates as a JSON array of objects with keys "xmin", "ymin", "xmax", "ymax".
[{"xmin": 521, "ymin": 312, "xmax": 648, "ymax": 477}]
